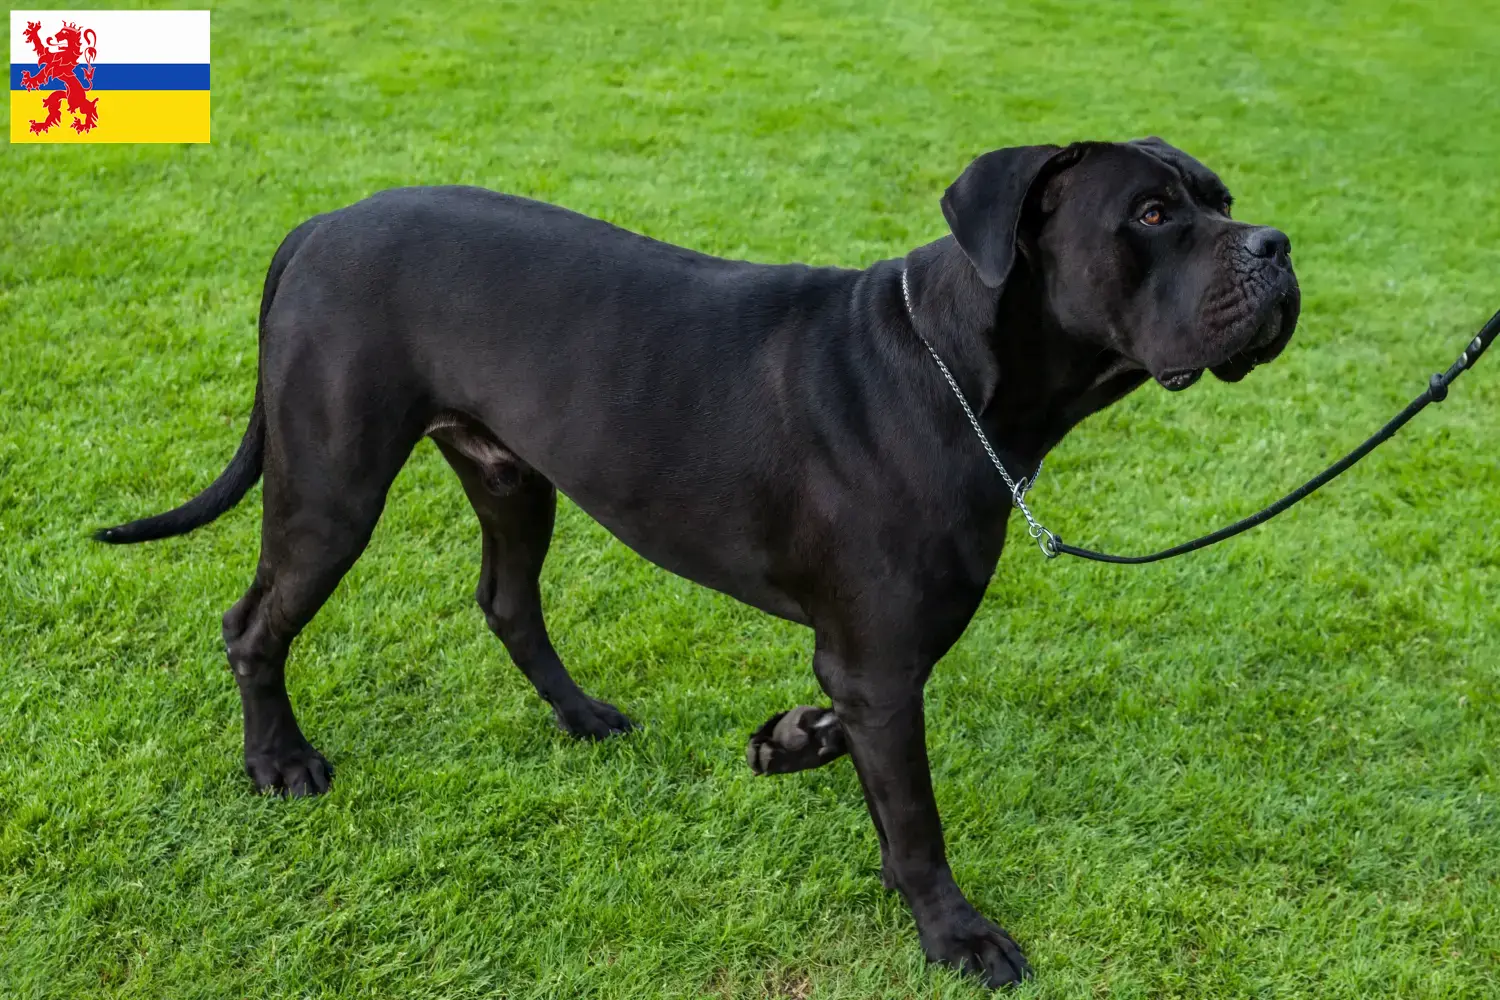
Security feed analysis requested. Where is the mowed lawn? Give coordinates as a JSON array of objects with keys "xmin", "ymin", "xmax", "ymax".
[{"xmin": 3, "ymin": 1, "xmax": 1499, "ymax": 997}]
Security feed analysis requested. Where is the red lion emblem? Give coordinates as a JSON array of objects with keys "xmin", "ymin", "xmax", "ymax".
[{"xmin": 20, "ymin": 19, "xmax": 100, "ymax": 134}]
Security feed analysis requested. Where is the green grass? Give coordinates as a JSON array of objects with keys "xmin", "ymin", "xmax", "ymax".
[{"xmin": 3, "ymin": 1, "xmax": 1499, "ymax": 996}]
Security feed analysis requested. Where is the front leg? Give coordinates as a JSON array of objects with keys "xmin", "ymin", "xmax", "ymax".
[
  {"xmin": 747, "ymin": 705, "xmax": 846, "ymax": 774},
  {"xmin": 815, "ymin": 647, "xmax": 1031, "ymax": 988}
]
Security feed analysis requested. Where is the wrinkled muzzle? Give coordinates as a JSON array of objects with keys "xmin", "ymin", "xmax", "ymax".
[
  {"xmin": 1203, "ymin": 231, "xmax": 1300, "ymax": 384},
  {"xmin": 1208, "ymin": 285, "xmax": 1300, "ymax": 382}
]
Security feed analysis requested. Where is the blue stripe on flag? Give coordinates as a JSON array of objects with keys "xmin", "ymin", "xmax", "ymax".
[{"xmin": 9, "ymin": 63, "xmax": 209, "ymax": 91}]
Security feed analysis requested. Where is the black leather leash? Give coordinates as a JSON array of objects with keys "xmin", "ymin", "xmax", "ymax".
[{"xmin": 1047, "ymin": 308, "xmax": 1500, "ymax": 564}]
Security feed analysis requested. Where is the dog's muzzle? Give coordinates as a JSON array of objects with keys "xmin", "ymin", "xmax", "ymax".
[
  {"xmin": 1208, "ymin": 283, "xmax": 1300, "ymax": 384},
  {"xmin": 1201, "ymin": 228, "xmax": 1301, "ymax": 385}
]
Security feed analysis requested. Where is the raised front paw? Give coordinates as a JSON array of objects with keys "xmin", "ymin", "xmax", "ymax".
[
  {"xmin": 747, "ymin": 705, "xmax": 847, "ymax": 774},
  {"xmin": 21, "ymin": 72, "xmax": 39, "ymax": 90},
  {"xmin": 918, "ymin": 905, "xmax": 1032, "ymax": 989}
]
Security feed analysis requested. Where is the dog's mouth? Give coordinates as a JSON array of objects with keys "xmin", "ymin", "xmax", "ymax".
[
  {"xmin": 1208, "ymin": 288, "xmax": 1299, "ymax": 383},
  {"xmin": 1153, "ymin": 274, "xmax": 1301, "ymax": 390},
  {"xmin": 1156, "ymin": 368, "xmax": 1204, "ymax": 391}
]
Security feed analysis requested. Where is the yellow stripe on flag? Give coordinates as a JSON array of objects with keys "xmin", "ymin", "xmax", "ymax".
[{"xmin": 10, "ymin": 90, "xmax": 210, "ymax": 143}]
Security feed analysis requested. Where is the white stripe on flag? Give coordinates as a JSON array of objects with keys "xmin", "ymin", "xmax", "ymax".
[{"xmin": 10, "ymin": 10, "xmax": 209, "ymax": 65}]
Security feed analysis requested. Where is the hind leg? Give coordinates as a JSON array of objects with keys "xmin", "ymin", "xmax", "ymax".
[
  {"xmin": 69, "ymin": 90, "xmax": 99, "ymax": 133},
  {"xmin": 223, "ymin": 412, "xmax": 416, "ymax": 795},
  {"xmin": 29, "ymin": 90, "xmax": 63, "ymax": 133},
  {"xmin": 435, "ymin": 437, "xmax": 632, "ymax": 740},
  {"xmin": 223, "ymin": 570, "xmax": 333, "ymax": 796}
]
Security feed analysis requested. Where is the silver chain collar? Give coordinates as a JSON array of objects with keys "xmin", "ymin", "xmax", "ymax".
[{"xmin": 900, "ymin": 268, "xmax": 1060, "ymax": 557}]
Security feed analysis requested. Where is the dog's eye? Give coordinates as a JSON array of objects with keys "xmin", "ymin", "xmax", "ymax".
[
  {"xmin": 1221, "ymin": 198, "xmax": 1233, "ymax": 217},
  {"xmin": 1139, "ymin": 206, "xmax": 1165, "ymax": 226}
]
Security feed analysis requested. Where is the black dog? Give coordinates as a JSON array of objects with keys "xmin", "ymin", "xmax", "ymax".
[{"xmin": 98, "ymin": 138, "xmax": 1298, "ymax": 987}]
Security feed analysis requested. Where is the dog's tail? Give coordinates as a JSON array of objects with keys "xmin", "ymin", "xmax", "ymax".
[
  {"xmin": 94, "ymin": 392, "xmax": 266, "ymax": 545},
  {"xmin": 94, "ymin": 217, "xmax": 323, "ymax": 545}
]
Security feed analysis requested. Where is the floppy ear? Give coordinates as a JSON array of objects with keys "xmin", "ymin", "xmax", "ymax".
[{"xmin": 940, "ymin": 144, "xmax": 1066, "ymax": 289}]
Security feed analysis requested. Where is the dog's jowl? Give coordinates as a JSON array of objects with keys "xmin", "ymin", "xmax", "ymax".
[{"xmin": 98, "ymin": 138, "xmax": 1299, "ymax": 987}]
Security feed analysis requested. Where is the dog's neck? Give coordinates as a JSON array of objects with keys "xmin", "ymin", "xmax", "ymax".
[{"xmin": 903, "ymin": 238, "xmax": 1149, "ymax": 472}]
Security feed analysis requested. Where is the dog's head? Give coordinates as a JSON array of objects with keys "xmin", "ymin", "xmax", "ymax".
[{"xmin": 942, "ymin": 138, "xmax": 1300, "ymax": 390}]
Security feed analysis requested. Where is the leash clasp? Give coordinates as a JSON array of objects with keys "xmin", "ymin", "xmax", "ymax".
[{"xmin": 1033, "ymin": 526, "xmax": 1061, "ymax": 559}]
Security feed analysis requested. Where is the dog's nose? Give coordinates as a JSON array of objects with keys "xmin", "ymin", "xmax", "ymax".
[{"xmin": 1245, "ymin": 226, "xmax": 1291, "ymax": 261}]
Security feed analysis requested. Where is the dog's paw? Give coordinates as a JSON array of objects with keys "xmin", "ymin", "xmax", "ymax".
[
  {"xmin": 553, "ymin": 697, "xmax": 633, "ymax": 740},
  {"xmin": 245, "ymin": 743, "xmax": 332, "ymax": 798},
  {"xmin": 747, "ymin": 705, "xmax": 847, "ymax": 775},
  {"xmin": 918, "ymin": 907, "xmax": 1031, "ymax": 989}
]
